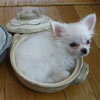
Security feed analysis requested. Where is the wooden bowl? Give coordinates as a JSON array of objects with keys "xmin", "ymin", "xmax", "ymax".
[{"xmin": 10, "ymin": 34, "xmax": 89, "ymax": 92}]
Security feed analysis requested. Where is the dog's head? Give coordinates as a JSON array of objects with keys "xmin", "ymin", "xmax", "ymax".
[{"xmin": 52, "ymin": 14, "xmax": 96, "ymax": 57}]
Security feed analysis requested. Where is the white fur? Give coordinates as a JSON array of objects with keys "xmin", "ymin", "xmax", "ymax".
[{"xmin": 15, "ymin": 14, "xmax": 96, "ymax": 83}]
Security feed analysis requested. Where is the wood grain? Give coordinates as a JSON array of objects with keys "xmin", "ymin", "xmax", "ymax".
[
  {"xmin": 0, "ymin": 0, "xmax": 100, "ymax": 6},
  {"xmin": 65, "ymin": 80, "xmax": 97, "ymax": 100},
  {"xmin": 57, "ymin": 6, "xmax": 79, "ymax": 22},
  {"xmin": 4, "ymin": 7, "xmax": 22, "ymax": 25},
  {"xmin": 35, "ymin": 91, "xmax": 66, "ymax": 100},
  {"xmin": 91, "ymin": 5, "xmax": 100, "ymax": 49},
  {"xmin": 0, "ymin": 62, "xmax": 5, "ymax": 100},
  {"xmin": 0, "ymin": 5, "xmax": 99, "ymax": 100},
  {"xmin": 39, "ymin": 6, "xmax": 63, "ymax": 22}
]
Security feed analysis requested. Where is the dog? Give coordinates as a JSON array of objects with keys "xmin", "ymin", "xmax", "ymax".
[{"xmin": 16, "ymin": 13, "xmax": 96, "ymax": 83}]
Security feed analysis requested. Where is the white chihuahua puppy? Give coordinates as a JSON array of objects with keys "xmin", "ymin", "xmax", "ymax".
[{"xmin": 16, "ymin": 14, "xmax": 96, "ymax": 83}]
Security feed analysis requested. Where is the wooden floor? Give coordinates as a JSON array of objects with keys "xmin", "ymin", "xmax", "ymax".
[
  {"xmin": 0, "ymin": 5, "xmax": 100, "ymax": 100},
  {"xmin": 0, "ymin": 0, "xmax": 100, "ymax": 6}
]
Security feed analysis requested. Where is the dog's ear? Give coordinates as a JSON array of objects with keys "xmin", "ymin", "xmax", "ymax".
[
  {"xmin": 51, "ymin": 21, "xmax": 65, "ymax": 37},
  {"xmin": 80, "ymin": 13, "xmax": 96, "ymax": 31}
]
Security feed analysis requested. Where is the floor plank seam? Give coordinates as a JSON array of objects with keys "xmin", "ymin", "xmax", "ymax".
[
  {"xmin": 63, "ymin": 90, "xmax": 67, "ymax": 100},
  {"xmin": 92, "ymin": 40, "xmax": 100, "ymax": 50},
  {"xmin": 0, "ymin": 3, "xmax": 100, "ymax": 7},
  {"xmin": 87, "ymin": 79, "xmax": 98, "ymax": 100}
]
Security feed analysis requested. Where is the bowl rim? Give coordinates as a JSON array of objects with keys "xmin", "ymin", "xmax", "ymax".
[{"xmin": 10, "ymin": 33, "xmax": 83, "ymax": 88}]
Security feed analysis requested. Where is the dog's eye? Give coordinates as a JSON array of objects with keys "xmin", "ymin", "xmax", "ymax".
[
  {"xmin": 87, "ymin": 40, "xmax": 90, "ymax": 44},
  {"xmin": 70, "ymin": 42, "xmax": 77, "ymax": 47}
]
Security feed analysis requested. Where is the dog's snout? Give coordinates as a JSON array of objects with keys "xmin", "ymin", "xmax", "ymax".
[{"xmin": 81, "ymin": 48, "xmax": 87, "ymax": 54}]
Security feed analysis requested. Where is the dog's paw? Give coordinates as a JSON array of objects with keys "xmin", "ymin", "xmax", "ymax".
[{"xmin": 62, "ymin": 70, "xmax": 70, "ymax": 78}]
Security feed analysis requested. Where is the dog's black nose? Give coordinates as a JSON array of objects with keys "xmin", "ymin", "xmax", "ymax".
[{"xmin": 81, "ymin": 48, "xmax": 87, "ymax": 54}]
